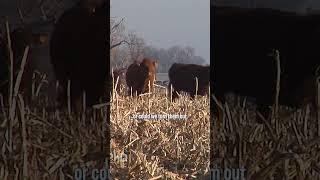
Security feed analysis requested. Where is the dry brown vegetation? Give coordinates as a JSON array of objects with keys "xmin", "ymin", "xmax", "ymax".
[
  {"xmin": 0, "ymin": 94, "xmax": 108, "ymax": 180},
  {"xmin": 110, "ymin": 82, "xmax": 210, "ymax": 179},
  {"xmin": 212, "ymin": 90, "xmax": 320, "ymax": 179},
  {"xmin": 2, "ymin": 15, "xmax": 319, "ymax": 179}
]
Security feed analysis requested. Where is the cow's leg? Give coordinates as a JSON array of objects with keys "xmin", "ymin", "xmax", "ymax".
[
  {"xmin": 172, "ymin": 90, "xmax": 180, "ymax": 101},
  {"xmin": 136, "ymin": 85, "xmax": 144, "ymax": 95},
  {"xmin": 127, "ymin": 86, "xmax": 133, "ymax": 96},
  {"xmin": 168, "ymin": 82, "xmax": 179, "ymax": 101},
  {"xmin": 128, "ymin": 85, "xmax": 140, "ymax": 96}
]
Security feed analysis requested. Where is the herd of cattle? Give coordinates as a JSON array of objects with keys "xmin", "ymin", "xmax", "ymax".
[
  {"xmin": 112, "ymin": 58, "xmax": 210, "ymax": 100},
  {"xmin": 1, "ymin": 2, "xmax": 319, "ymax": 118},
  {"xmin": 0, "ymin": 0, "xmax": 210, "ymax": 112}
]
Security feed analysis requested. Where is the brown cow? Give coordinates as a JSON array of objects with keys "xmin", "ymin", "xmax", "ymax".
[
  {"xmin": 168, "ymin": 63, "xmax": 210, "ymax": 101},
  {"xmin": 125, "ymin": 58, "xmax": 157, "ymax": 95}
]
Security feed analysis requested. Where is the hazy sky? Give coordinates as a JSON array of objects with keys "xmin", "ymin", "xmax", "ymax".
[
  {"xmin": 213, "ymin": 0, "xmax": 320, "ymax": 12},
  {"xmin": 111, "ymin": 0, "xmax": 210, "ymax": 63}
]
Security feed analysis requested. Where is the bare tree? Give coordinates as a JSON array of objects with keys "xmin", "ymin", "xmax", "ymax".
[
  {"xmin": 110, "ymin": 17, "xmax": 128, "ymax": 50},
  {"xmin": 110, "ymin": 17, "xmax": 146, "ymax": 68},
  {"xmin": 144, "ymin": 45, "xmax": 206, "ymax": 72},
  {"xmin": 110, "ymin": 17, "xmax": 130, "ymax": 68},
  {"xmin": 126, "ymin": 31, "xmax": 145, "ymax": 62},
  {"xmin": 185, "ymin": 46, "xmax": 195, "ymax": 58}
]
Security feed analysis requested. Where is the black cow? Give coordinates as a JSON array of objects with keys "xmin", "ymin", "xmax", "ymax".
[
  {"xmin": 212, "ymin": 6, "xmax": 320, "ymax": 121},
  {"xmin": 50, "ymin": 0, "xmax": 108, "ymax": 110},
  {"xmin": 168, "ymin": 63, "xmax": 210, "ymax": 100}
]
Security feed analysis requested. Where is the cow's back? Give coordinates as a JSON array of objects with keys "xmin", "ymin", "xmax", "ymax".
[{"xmin": 169, "ymin": 63, "xmax": 210, "ymax": 94}]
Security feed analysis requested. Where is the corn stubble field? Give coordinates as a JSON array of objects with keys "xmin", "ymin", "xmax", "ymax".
[
  {"xmin": 212, "ymin": 91, "xmax": 320, "ymax": 179},
  {"xmin": 2, "ymin": 61, "xmax": 319, "ymax": 180},
  {"xmin": 1, "ymin": 21, "xmax": 319, "ymax": 179},
  {"xmin": 110, "ymin": 83, "xmax": 210, "ymax": 179},
  {"xmin": 1, "ymin": 65, "xmax": 319, "ymax": 180},
  {"xmin": 0, "ymin": 70, "xmax": 108, "ymax": 179}
]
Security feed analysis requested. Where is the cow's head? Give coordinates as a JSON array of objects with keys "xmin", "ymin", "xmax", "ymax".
[
  {"xmin": 141, "ymin": 58, "xmax": 157, "ymax": 91},
  {"xmin": 141, "ymin": 58, "xmax": 157, "ymax": 75}
]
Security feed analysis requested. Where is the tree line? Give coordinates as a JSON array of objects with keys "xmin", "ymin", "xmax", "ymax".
[{"xmin": 110, "ymin": 17, "xmax": 207, "ymax": 73}]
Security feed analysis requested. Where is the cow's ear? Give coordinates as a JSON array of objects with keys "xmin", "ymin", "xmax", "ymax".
[{"xmin": 153, "ymin": 60, "xmax": 158, "ymax": 68}]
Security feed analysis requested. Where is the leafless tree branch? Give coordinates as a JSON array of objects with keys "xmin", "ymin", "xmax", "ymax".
[
  {"xmin": 111, "ymin": 17, "xmax": 125, "ymax": 33},
  {"xmin": 110, "ymin": 40, "xmax": 130, "ymax": 50}
]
